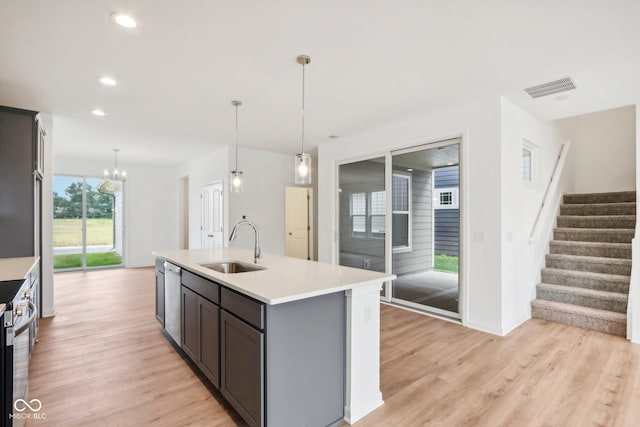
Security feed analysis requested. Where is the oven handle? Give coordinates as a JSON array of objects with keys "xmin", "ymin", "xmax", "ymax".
[{"xmin": 14, "ymin": 301, "xmax": 37, "ymax": 337}]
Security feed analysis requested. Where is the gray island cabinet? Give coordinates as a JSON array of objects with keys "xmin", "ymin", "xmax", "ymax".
[
  {"xmin": 154, "ymin": 248, "xmax": 394, "ymax": 427},
  {"xmin": 167, "ymin": 260, "xmax": 346, "ymax": 427}
]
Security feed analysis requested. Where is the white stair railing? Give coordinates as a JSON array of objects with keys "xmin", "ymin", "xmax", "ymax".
[{"xmin": 627, "ymin": 224, "xmax": 640, "ymax": 343}]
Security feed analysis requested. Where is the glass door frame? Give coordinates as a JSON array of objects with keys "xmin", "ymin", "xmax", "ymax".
[
  {"xmin": 335, "ymin": 136, "xmax": 465, "ymax": 323},
  {"xmin": 53, "ymin": 174, "xmax": 125, "ymax": 272}
]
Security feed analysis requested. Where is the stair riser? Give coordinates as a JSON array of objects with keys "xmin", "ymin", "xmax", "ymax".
[
  {"xmin": 564, "ymin": 192, "xmax": 636, "ymax": 204},
  {"xmin": 531, "ymin": 305, "xmax": 626, "ymax": 336},
  {"xmin": 560, "ymin": 204, "xmax": 636, "ymax": 216},
  {"xmin": 549, "ymin": 243, "xmax": 631, "ymax": 259},
  {"xmin": 536, "ymin": 287, "xmax": 628, "ymax": 313},
  {"xmin": 556, "ymin": 217, "xmax": 635, "ymax": 229},
  {"xmin": 554, "ymin": 229, "xmax": 633, "ymax": 243},
  {"xmin": 541, "ymin": 270, "xmax": 630, "ymax": 293}
]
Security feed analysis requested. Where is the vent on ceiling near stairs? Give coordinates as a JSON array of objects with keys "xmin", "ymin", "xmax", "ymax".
[{"xmin": 524, "ymin": 77, "xmax": 577, "ymax": 99}]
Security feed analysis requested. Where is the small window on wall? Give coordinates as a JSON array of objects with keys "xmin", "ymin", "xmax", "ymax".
[
  {"xmin": 522, "ymin": 140, "xmax": 537, "ymax": 185},
  {"xmin": 392, "ymin": 174, "xmax": 411, "ymax": 251},
  {"xmin": 350, "ymin": 192, "xmax": 366, "ymax": 237},
  {"xmin": 434, "ymin": 188, "xmax": 459, "ymax": 209},
  {"xmin": 370, "ymin": 191, "xmax": 386, "ymax": 238}
]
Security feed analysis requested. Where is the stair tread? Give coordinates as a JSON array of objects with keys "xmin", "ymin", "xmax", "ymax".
[
  {"xmin": 554, "ymin": 227, "xmax": 635, "ymax": 233},
  {"xmin": 550, "ymin": 240, "xmax": 631, "ymax": 249},
  {"xmin": 542, "ymin": 267, "xmax": 630, "ymax": 282},
  {"xmin": 537, "ymin": 282, "xmax": 628, "ymax": 300},
  {"xmin": 562, "ymin": 202, "xmax": 636, "ymax": 207},
  {"xmin": 557, "ymin": 215, "xmax": 636, "ymax": 219},
  {"xmin": 546, "ymin": 253, "xmax": 632, "ymax": 265},
  {"xmin": 531, "ymin": 299, "xmax": 627, "ymax": 321},
  {"xmin": 564, "ymin": 190, "xmax": 636, "ymax": 198}
]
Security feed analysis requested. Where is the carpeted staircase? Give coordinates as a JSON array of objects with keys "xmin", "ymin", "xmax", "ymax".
[{"xmin": 531, "ymin": 191, "xmax": 636, "ymax": 336}]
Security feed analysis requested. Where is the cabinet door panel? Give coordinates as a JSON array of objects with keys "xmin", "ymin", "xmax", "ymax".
[
  {"xmin": 220, "ymin": 311, "xmax": 263, "ymax": 427},
  {"xmin": 181, "ymin": 286, "xmax": 198, "ymax": 362},
  {"xmin": 155, "ymin": 271, "xmax": 165, "ymax": 326},
  {"xmin": 199, "ymin": 297, "xmax": 220, "ymax": 388}
]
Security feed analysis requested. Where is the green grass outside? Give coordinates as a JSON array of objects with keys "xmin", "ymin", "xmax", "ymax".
[
  {"xmin": 54, "ymin": 251, "xmax": 123, "ymax": 270},
  {"xmin": 53, "ymin": 218, "xmax": 114, "ymax": 247},
  {"xmin": 434, "ymin": 254, "xmax": 459, "ymax": 273}
]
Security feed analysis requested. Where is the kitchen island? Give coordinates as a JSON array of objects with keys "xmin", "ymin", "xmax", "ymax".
[{"xmin": 153, "ymin": 248, "xmax": 394, "ymax": 427}]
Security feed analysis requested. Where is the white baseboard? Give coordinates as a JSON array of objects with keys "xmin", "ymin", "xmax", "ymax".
[
  {"xmin": 344, "ymin": 392, "xmax": 383, "ymax": 425},
  {"xmin": 466, "ymin": 319, "xmax": 504, "ymax": 336}
]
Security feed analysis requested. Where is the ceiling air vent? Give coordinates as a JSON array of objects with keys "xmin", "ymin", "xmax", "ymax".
[{"xmin": 524, "ymin": 77, "xmax": 576, "ymax": 99}]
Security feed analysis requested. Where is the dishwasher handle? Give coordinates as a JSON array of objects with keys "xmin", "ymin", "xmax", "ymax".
[{"xmin": 164, "ymin": 262, "xmax": 181, "ymax": 274}]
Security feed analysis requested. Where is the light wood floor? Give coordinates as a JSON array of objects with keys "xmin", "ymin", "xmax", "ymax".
[{"xmin": 27, "ymin": 268, "xmax": 640, "ymax": 427}]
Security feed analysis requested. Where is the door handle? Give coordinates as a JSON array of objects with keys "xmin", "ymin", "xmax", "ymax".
[{"xmin": 208, "ymin": 234, "xmax": 213, "ymax": 237}]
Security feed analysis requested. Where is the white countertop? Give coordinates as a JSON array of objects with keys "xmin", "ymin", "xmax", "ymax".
[
  {"xmin": 0, "ymin": 256, "xmax": 39, "ymax": 282},
  {"xmin": 153, "ymin": 248, "xmax": 395, "ymax": 305}
]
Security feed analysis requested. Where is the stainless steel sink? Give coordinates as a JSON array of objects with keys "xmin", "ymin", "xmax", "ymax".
[{"xmin": 199, "ymin": 261, "xmax": 266, "ymax": 274}]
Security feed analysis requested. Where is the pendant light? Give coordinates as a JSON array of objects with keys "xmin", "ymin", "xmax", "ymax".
[
  {"xmin": 294, "ymin": 55, "xmax": 312, "ymax": 185},
  {"xmin": 103, "ymin": 148, "xmax": 127, "ymax": 181},
  {"xmin": 230, "ymin": 100, "xmax": 244, "ymax": 193}
]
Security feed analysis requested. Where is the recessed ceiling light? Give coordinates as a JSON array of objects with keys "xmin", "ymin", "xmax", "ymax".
[
  {"xmin": 99, "ymin": 76, "xmax": 117, "ymax": 86},
  {"xmin": 111, "ymin": 13, "xmax": 137, "ymax": 28},
  {"xmin": 555, "ymin": 94, "xmax": 570, "ymax": 101},
  {"xmin": 407, "ymin": 168, "xmax": 413, "ymax": 172},
  {"xmin": 328, "ymin": 135, "xmax": 339, "ymax": 139},
  {"xmin": 447, "ymin": 162, "xmax": 454, "ymax": 166},
  {"xmin": 92, "ymin": 109, "xmax": 106, "ymax": 117}
]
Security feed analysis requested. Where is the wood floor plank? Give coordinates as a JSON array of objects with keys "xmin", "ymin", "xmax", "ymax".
[{"xmin": 25, "ymin": 268, "xmax": 640, "ymax": 427}]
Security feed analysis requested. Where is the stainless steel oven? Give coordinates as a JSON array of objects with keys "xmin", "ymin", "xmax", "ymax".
[{"xmin": 1, "ymin": 279, "xmax": 38, "ymax": 427}]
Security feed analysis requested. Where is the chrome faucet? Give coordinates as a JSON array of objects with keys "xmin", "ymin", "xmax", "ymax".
[{"xmin": 229, "ymin": 220, "xmax": 261, "ymax": 263}]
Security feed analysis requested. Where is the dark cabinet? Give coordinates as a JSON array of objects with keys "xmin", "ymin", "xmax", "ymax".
[
  {"xmin": 181, "ymin": 270, "xmax": 221, "ymax": 389},
  {"xmin": 181, "ymin": 286, "xmax": 199, "ymax": 361},
  {"xmin": 155, "ymin": 259, "xmax": 165, "ymax": 326},
  {"xmin": 220, "ymin": 310, "xmax": 264, "ymax": 427}
]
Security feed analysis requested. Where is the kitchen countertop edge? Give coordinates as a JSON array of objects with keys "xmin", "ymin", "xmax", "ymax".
[{"xmin": 153, "ymin": 249, "xmax": 395, "ymax": 305}]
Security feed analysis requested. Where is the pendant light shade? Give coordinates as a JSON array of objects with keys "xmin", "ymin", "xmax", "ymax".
[
  {"xmin": 103, "ymin": 148, "xmax": 127, "ymax": 182},
  {"xmin": 294, "ymin": 55, "xmax": 312, "ymax": 185},
  {"xmin": 230, "ymin": 100, "xmax": 243, "ymax": 193}
]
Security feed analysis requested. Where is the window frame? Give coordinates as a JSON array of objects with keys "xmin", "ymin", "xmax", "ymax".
[
  {"xmin": 350, "ymin": 192, "xmax": 367, "ymax": 237},
  {"xmin": 434, "ymin": 187, "xmax": 459, "ymax": 210},
  {"xmin": 392, "ymin": 172, "xmax": 412, "ymax": 253},
  {"xmin": 522, "ymin": 139, "xmax": 537, "ymax": 187}
]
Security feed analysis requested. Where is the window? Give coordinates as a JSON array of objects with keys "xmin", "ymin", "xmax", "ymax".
[
  {"xmin": 434, "ymin": 187, "xmax": 459, "ymax": 209},
  {"xmin": 522, "ymin": 140, "xmax": 537, "ymax": 185},
  {"xmin": 350, "ymin": 192, "xmax": 366, "ymax": 236},
  {"xmin": 522, "ymin": 148, "xmax": 532, "ymax": 183},
  {"xmin": 392, "ymin": 174, "xmax": 411, "ymax": 251},
  {"xmin": 370, "ymin": 191, "xmax": 386, "ymax": 238}
]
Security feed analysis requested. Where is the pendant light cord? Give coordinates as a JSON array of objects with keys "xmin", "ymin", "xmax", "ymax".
[
  {"xmin": 301, "ymin": 60, "xmax": 305, "ymax": 155},
  {"xmin": 235, "ymin": 103, "xmax": 239, "ymax": 171}
]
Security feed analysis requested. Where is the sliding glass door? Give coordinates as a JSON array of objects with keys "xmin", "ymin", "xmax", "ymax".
[
  {"xmin": 337, "ymin": 139, "xmax": 461, "ymax": 319},
  {"xmin": 53, "ymin": 175, "xmax": 124, "ymax": 271}
]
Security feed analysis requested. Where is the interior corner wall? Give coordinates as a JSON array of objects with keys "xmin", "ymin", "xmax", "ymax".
[
  {"xmin": 555, "ymin": 105, "xmax": 636, "ymax": 194},
  {"xmin": 179, "ymin": 145, "xmax": 230, "ymax": 250},
  {"xmin": 318, "ymin": 98, "xmax": 504, "ymax": 335},
  {"xmin": 228, "ymin": 146, "xmax": 296, "ymax": 255},
  {"xmin": 40, "ymin": 113, "xmax": 55, "ymax": 317},
  {"xmin": 53, "ymin": 155, "xmax": 179, "ymax": 268},
  {"xmin": 499, "ymin": 97, "xmax": 562, "ymax": 334}
]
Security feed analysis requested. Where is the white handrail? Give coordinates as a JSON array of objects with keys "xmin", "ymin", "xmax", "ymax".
[
  {"xmin": 627, "ymin": 226, "xmax": 640, "ymax": 343},
  {"xmin": 528, "ymin": 141, "xmax": 571, "ymax": 243}
]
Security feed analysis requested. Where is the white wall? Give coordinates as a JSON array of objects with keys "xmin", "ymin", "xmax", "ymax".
[
  {"xmin": 53, "ymin": 156, "xmax": 179, "ymax": 267},
  {"xmin": 556, "ymin": 105, "xmax": 636, "ymax": 193},
  {"xmin": 228, "ymin": 146, "xmax": 295, "ymax": 255},
  {"xmin": 179, "ymin": 145, "xmax": 230, "ymax": 250},
  {"xmin": 319, "ymin": 98, "xmax": 504, "ymax": 334},
  {"xmin": 499, "ymin": 98, "xmax": 563, "ymax": 334},
  {"xmin": 178, "ymin": 145, "xmax": 295, "ymax": 256},
  {"xmin": 40, "ymin": 113, "xmax": 55, "ymax": 317}
]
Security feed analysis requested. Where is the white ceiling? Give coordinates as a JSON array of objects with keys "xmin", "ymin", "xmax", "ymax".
[{"xmin": 1, "ymin": 0, "xmax": 639, "ymax": 164}]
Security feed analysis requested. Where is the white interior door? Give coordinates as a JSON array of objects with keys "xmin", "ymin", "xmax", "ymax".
[
  {"xmin": 285, "ymin": 186, "xmax": 312, "ymax": 260},
  {"xmin": 201, "ymin": 182, "xmax": 223, "ymax": 248}
]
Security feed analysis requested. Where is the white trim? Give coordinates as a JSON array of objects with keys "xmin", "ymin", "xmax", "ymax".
[{"xmin": 522, "ymin": 139, "xmax": 538, "ymax": 188}]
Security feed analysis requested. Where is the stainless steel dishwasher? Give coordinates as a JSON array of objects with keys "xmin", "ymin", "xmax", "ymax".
[{"xmin": 164, "ymin": 262, "xmax": 181, "ymax": 346}]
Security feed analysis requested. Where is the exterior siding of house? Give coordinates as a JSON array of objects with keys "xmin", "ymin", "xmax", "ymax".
[{"xmin": 434, "ymin": 166, "xmax": 460, "ymax": 256}]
